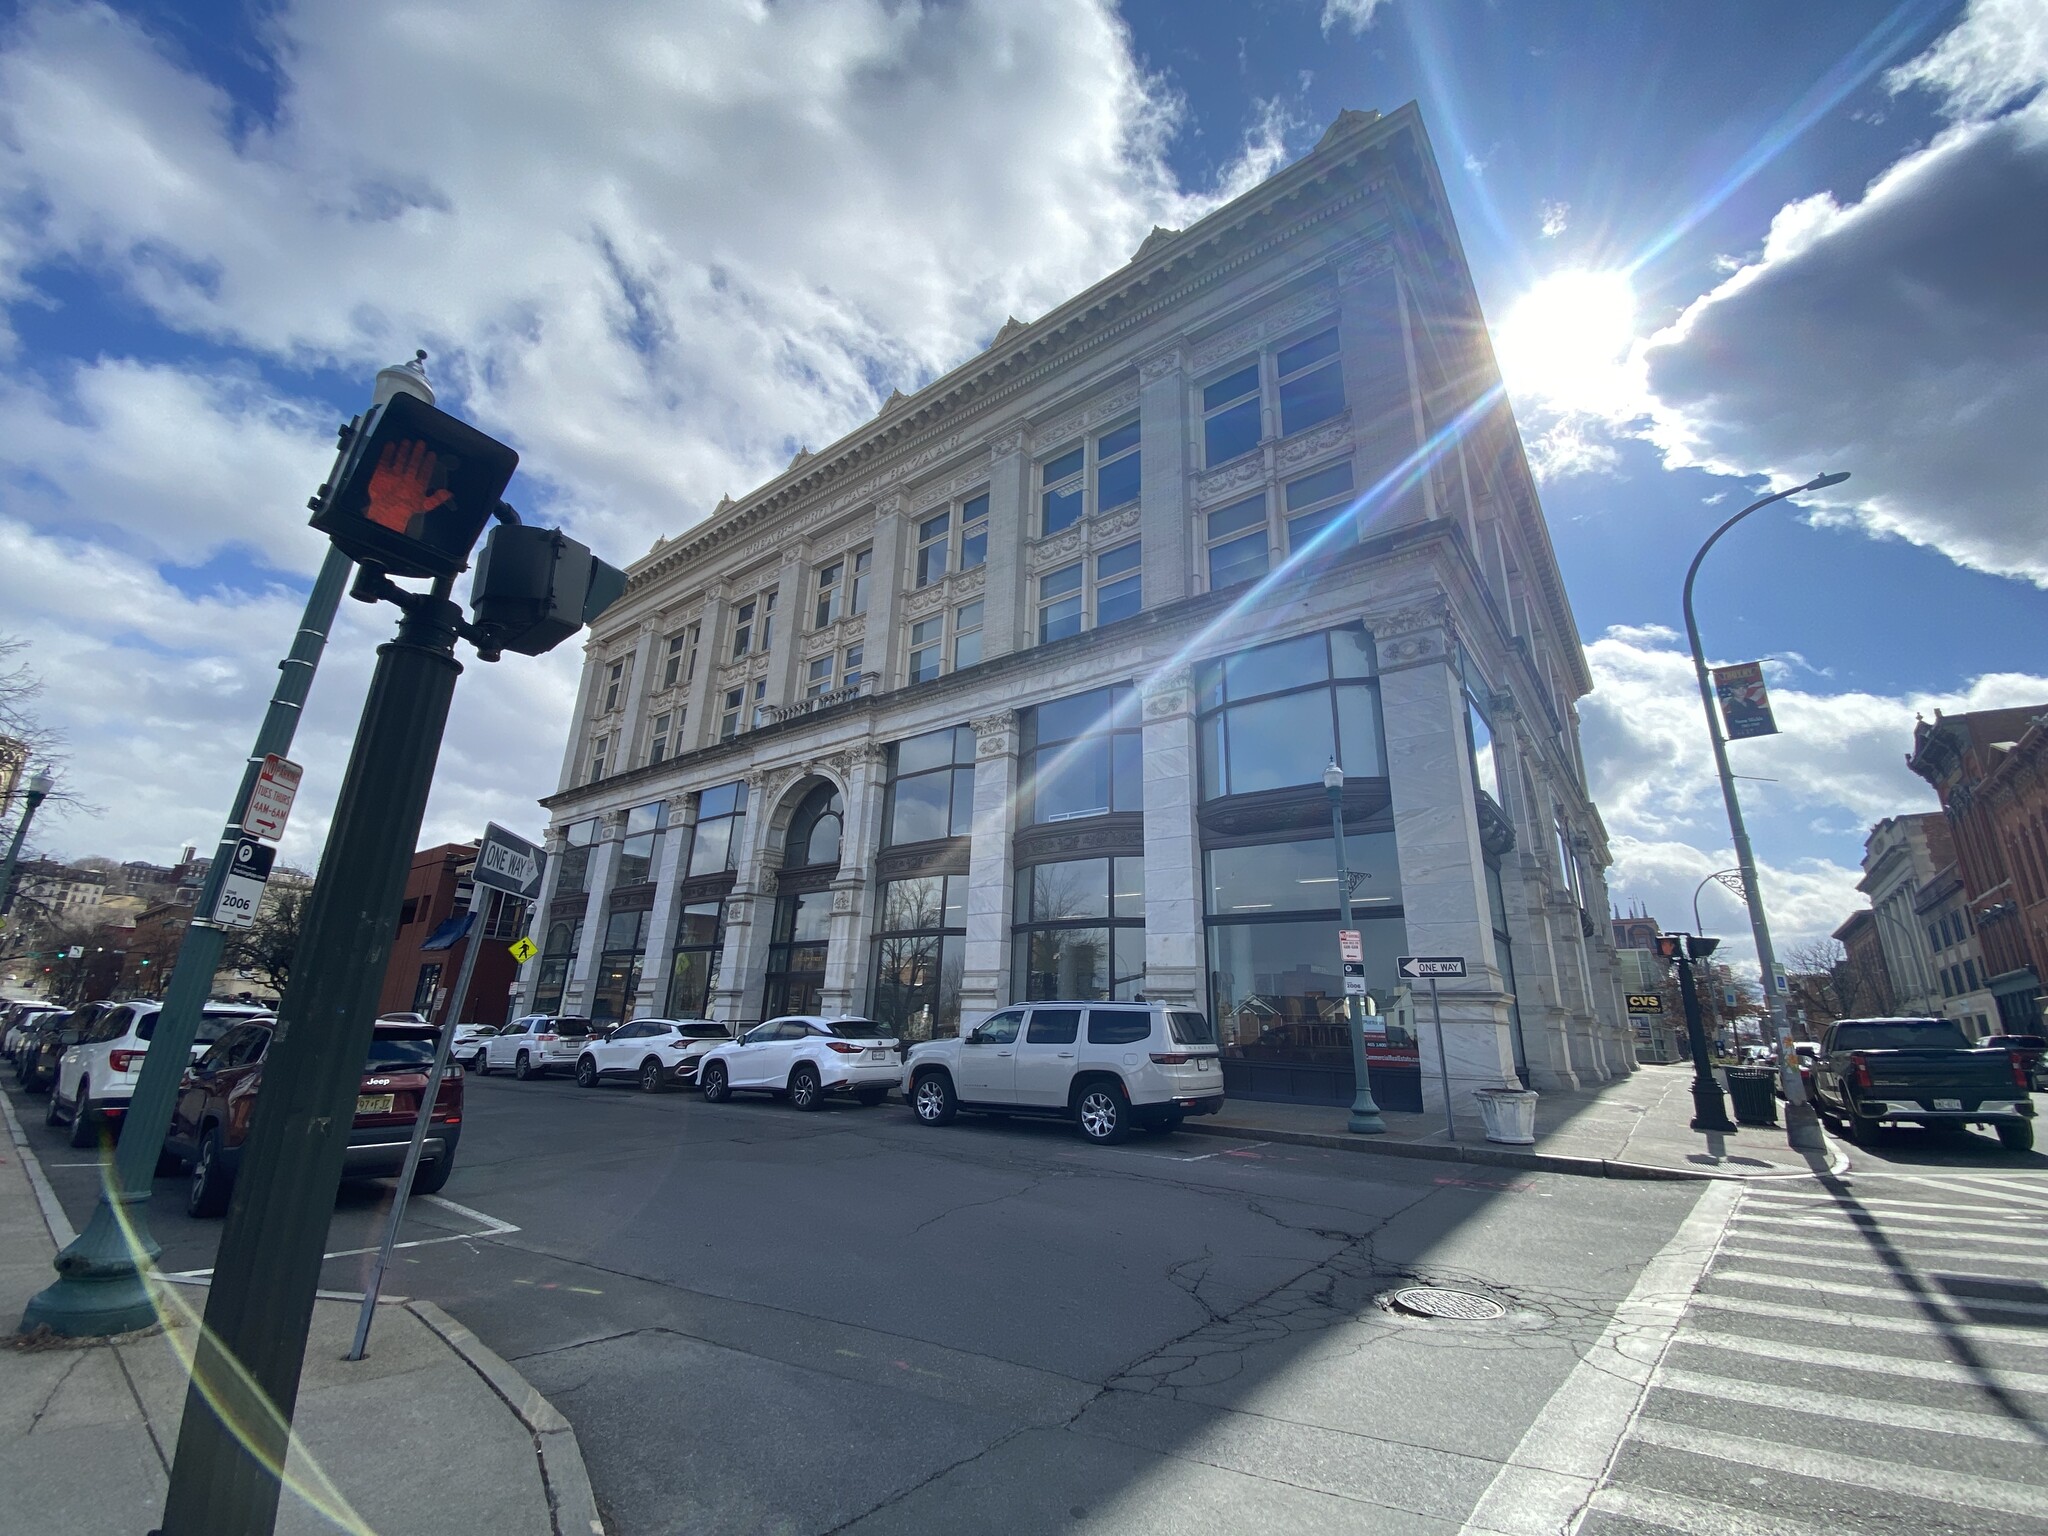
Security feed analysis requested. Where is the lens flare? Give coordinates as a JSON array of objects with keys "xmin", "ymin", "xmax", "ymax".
[{"xmin": 1493, "ymin": 269, "xmax": 1639, "ymax": 418}]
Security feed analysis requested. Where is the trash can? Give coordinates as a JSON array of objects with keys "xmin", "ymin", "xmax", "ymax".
[
  {"xmin": 1726, "ymin": 1067, "xmax": 1778, "ymax": 1127},
  {"xmin": 1475, "ymin": 1087, "xmax": 1539, "ymax": 1145}
]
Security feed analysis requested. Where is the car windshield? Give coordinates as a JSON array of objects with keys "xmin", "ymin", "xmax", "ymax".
[
  {"xmin": 366, "ymin": 1032, "xmax": 438, "ymax": 1066},
  {"xmin": 1990, "ymin": 1034, "xmax": 2045, "ymax": 1049},
  {"xmin": 554, "ymin": 1017, "xmax": 595, "ymax": 1036},
  {"xmin": 679, "ymin": 1024, "xmax": 729, "ymax": 1039},
  {"xmin": 1169, "ymin": 1011, "xmax": 1216, "ymax": 1045},
  {"xmin": 826, "ymin": 1018, "xmax": 897, "ymax": 1039},
  {"xmin": 1832, "ymin": 1019, "xmax": 1973, "ymax": 1051}
]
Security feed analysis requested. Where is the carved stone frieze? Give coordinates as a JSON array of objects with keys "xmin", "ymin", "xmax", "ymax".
[
  {"xmin": 1275, "ymin": 415, "xmax": 1353, "ymax": 469},
  {"xmin": 1035, "ymin": 386, "xmax": 1139, "ymax": 452},
  {"xmin": 1333, "ymin": 241, "xmax": 1397, "ymax": 287},
  {"xmin": 972, "ymin": 711, "xmax": 1017, "ymax": 757},
  {"xmin": 1192, "ymin": 454, "xmax": 1266, "ymax": 506},
  {"xmin": 1189, "ymin": 288, "xmax": 1338, "ymax": 373},
  {"xmin": 1365, "ymin": 597, "xmax": 1453, "ymax": 639},
  {"xmin": 1138, "ymin": 347, "xmax": 1185, "ymax": 383},
  {"xmin": 903, "ymin": 584, "xmax": 949, "ymax": 619},
  {"xmin": 1142, "ymin": 666, "xmax": 1195, "ymax": 720},
  {"xmin": 843, "ymin": 740, "xmax": 885, "ymax": 771},
  {"xmin": 989, "ymin": 429, "xmax": 1026, "ymax": 458},
  {"xmin": 1028, "ymin": 526, "xmax": 1087, "ymax": 570},
  {"xmin": 1094, "ymin": 505, "xmax": 1141, "ymax": 539}
]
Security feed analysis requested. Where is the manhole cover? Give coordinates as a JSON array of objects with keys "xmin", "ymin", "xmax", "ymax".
[{"xmin": 1390, "ymin": 1287, "xmax": 1507, "ymax": 1321}]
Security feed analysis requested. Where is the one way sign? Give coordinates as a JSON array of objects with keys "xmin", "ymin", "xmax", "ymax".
[
  {"xmin": 473, "ymin": 822, "xmax": 546, "ymax": 902},
  {"xmin": 1398, "ymin": 955, "xmax": 1467, "ymax": 980}
]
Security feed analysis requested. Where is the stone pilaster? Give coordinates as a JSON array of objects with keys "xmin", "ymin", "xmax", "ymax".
[
  {"xmin": 959, "ymin": 712, "xmax": 1020, "ymax": 1030},
  {"xmin": 678, "ymin": 583, "xmax": 728, "ymax": 755},
  {"xmin": 633, "ymin": 793, "xmax": 695, "ymax": 1017},
  {"xmin": 863, "ymin": 497, "xmax": 910, "ymax": 686},
  {"xmin": 711, "ymin": 774, "xmax": 772, "ymax": 1025},
  {"xmin": 615, "ymin": 622, "xmax": 659, "ymax": 771},
  {"xmin": 564, "ymin": 811, "xmax": 623, "ymax": 1015},
  {"xmin": 511, "ymin": 825, "xmax": 568, "ymax": 1015},
  {"xmin": 556, "ymin": 643, "xmax": 603, "ymax": 793},
  {"xmin": 821, "ymin": 744, "xmax": 885, "ymax": 1016},
  {"xmin": 761, "ymin": 546, "xmax": 809, "ymax": 715},
  {"xmin": 1334, "ymin": 244, "xmax": 1426, "ymax": 529},
  {"xmin": 978, "ymin": 431, "xmax": 1030, "ymax": 661},
  {"xmin": 1139, "ymin": 667, "xmax": 1202, "ymax": 1006},
  {"xmin": 1137, "ymin": 348, "xmax": 1191, "ymax": 611}
]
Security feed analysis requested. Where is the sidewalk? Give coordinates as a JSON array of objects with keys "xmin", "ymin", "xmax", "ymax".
[
  {"xmin": 0, "ymin": 1092, "xmax": 601, "ymax": 1536},
  {"xmin": 1187, "ymin": 1061, "xmax": 1843, "ymax": 1181}
]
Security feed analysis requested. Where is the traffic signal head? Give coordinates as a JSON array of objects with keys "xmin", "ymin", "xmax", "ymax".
[
  {"xmin": 1654, "ymin": 934, "xmax": 1684, "ymax": 960},
  {"xmin": 1685, "ymin": 935, "xmax": 1721, "ymax": 959},
  {"xmin": 312, "ymin": 393, "xmax": 519, "ymax": 580},
  {"xmin": 467, "ymin": 523, "xmax": 629, "ymax": 657}
]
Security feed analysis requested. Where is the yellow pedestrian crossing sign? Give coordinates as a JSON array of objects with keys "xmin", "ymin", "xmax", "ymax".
[{"xmin": 509, "ymin": 936, "xmax": 537, "ymax": 964}]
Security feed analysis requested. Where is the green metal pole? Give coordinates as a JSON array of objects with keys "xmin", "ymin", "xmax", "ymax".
[
  {"xmin": 159, "ymin": 587, "xmax": 465, "ymax": 1536},
  {"xmin": 1329, "ymin": 773, "xmax": 1385, "ymax": 1135},
  {"xmin": 0, "ymin": 779, "xmax": 52, "ymax": 919},
  {"xmin": 20, "ymin": 543, "xmax": 353, "ymax": 1337}
]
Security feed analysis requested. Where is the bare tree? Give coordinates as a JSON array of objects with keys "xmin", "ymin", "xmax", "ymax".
[{"xmin": 224, "ymin": 886, "xmax": 305, "ymax": 994}]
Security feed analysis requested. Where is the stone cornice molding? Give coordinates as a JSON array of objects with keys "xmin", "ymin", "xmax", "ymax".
[{"xmin": 972, "ymin": 711, "xmax": 1019, "ymax": 758}]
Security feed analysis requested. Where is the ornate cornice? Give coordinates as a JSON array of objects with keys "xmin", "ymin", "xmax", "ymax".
[{"xmin": 1035, "ymin": 385, "xmax": 1138, "ymax": 452}]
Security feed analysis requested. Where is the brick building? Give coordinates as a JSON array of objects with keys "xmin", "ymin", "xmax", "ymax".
[{"xmin": 378, "ymin": 842, "xmax": 531, "ymax": 1028}]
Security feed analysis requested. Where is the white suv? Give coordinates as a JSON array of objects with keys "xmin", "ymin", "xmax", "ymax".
[
  {"xmin": 48, "ymin": 1001, "xmax": 273, "ymax": 1149},
  {"xmin": 904, "ymin": 1001, "xmax": 1225, "ymax": 1144},
  {"xmin": 480, "ymin": 1014, "xmax": 600, "ymax": 1078},
  {"xmin": 575, "ymin": 1018, "xmax": 733, "ymax": 1092},
  {"xmin": 698, "ymin": 1016, "xmax": 901, "ymax": 1110}
]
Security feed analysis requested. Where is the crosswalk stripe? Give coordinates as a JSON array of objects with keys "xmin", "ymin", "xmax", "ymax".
[
  {"xmin": 1747, "ymin": 1192, "xmax": 2042, "ymax": 1221},
  {"xmin": 1719, "ymin": 1231, "xmax": 2044, "ymax": 1276},
  {"xmin": 1712, "ymin": 1266, "xmax": 2048, "ymax": 1320},
  {"xmin": 1652, "ymin": 1366, "xmax": 2048, "ymax": 1444},
  {"xmin": 1733, "ymin": 1211, "xmax": 2048, "ymax": 1248},
  {"xmin": 1629, "ymin": 1417, "xmax": 2048, "ymax": 1517},
  {"xmin": 1849, "ymin": 1173, "xmax": 2048, "ymax": 1209},
  {"xmin": 1673, "ymin": 1325, "xmax": 2048, "ymax": 1392},
  {"xmin": 1719, "ymin": 1242, "xmax": 2042, "ymax": 1281},
  {"xmin": 1586, "ymin": 1484, "xmax": 1838, "ymax": 1536},
  {"xmin": 1691, "ymin": 1292, "xmax": 2048, "ymax": 1346}
]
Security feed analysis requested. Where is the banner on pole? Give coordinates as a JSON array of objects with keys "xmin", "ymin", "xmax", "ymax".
[{"xmin": 1712, "ymin": 661, "xmax": 1778, "ymax": 740}]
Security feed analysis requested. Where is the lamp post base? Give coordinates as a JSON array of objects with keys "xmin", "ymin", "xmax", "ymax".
[
  {"xmin": 1688, "ymin": 1074, "xmax": 1738, "ymax": 1135},
  {"xmin": 1347, "ymin": 1092, "xmax": 1387, "ymax": 1135},
  {"xmin": 21, "ymin": 1188, "xmax": 163, "ymax": 1338}
]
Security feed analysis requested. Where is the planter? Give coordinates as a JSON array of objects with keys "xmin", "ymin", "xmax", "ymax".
[{"xmin": 1475, "ymin": 1087, "xmax": 1539, "ymax": 1145}]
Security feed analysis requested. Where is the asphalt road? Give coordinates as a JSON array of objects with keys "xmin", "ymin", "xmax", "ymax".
[{"xmin": 9, "ymin": 1062, "xmax": 2043, "ymax": 1536}]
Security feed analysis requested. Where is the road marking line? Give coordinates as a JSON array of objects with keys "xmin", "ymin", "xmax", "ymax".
[
  {"xmin": 1750, "ymin": 1191, "xmax": 2044, "ymax": 1220},
  {"xmin": 1653, "ymin": 1366, "xmax": 2047, "ymax": 1444},
  {"xmin": 1456, "ymin": 1181, "xmax": 1743, "ymax": 1536},
  {"xmin": 1691, "ymin": 1292, "xmax": 2048, "ymax": 1346},
  {"xmin": 1674, "ymin": 1324, "xmax": 2048, "ymax": 1392},
  {"xmin": 1587, "ymin": 1483, "xmax": 1863, "ymax": 1536},
  {"xmin": 1713, "ymin": 1267, "xmax": 2048, "ymax": 1319},
  {"xmin": 1721, "ymin": 1228, "xmax": 2044, "ymax": 1270},
  {"xmin": 1721, "ymin": 1242, "xmax": 2043, "ymax": 1281},
  {"xmin": 1849, "ymin": 1173, "xmax": 2048, "ymax": 1207},
  {"xmin": 1731, "ymin": 1213, "xmax": 2048, "ymax": 1250},
  {"xmin": 1741, "ymin": 1202, "xmax": 2040, "ymax": 1232},
  {"xmin": 167, "ymin": 1195, "xmax": 520, "ymax": 1279},
  {"xmin": 422, "ymin": 1193, "xmax": 521, "ymax": 1236},
  {"xmin": 1630, "ymin": 1417, "xmax": 2048, "ymax": 1517}
]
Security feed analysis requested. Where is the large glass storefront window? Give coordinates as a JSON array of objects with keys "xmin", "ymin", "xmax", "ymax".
[
  {"xmin": 687, "ymin": 781, "xmax": 749, "ymax": 877},
  {"xmin": 1021, "ymin": 685, "xmax": 1140, "ymax": 823},
  {"xmin": 886, "ymin": 726, "xmax": 975, "ymax": 844},
  {"xmin": 869, "ymin": 875, "xmax": 966, "ymax": 1042},
  {"xmin": 615, "ymin": 801, "xmax": 668, "ymax": 887},
  {"xmin": 1013, "ymin": 856, "xmax": 1146, "ymax": 1000},
  {"xmin": 590, "ymin": 909, "xmax": 649, "ymax": 1022},
  {"xmin": 534, "ymin": 916, "xmax": 582, "ymax": 1014},
  {"xmin": 764, "ymin": 891, "xmax": 831, "ymax": 1016},
  {"xmin": 555, "ymin": 819, "xmax": 599, "ymax": 897},
  {"xmin": 665, "ymin": 902, "xmax": 724, "ymax": 1018},
  {"xmin": 1196, "ymin": 628, "xmax": 1381, "ymax": 797}
]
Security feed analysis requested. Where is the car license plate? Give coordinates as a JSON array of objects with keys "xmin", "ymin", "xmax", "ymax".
[
  {"xmin": 868, "ymin": 1048, "xmax": 890, "ymax": 1060},
  {"xmin": 1934, "ymin": 1097, "xmax": 1962, "ymax": 1110},
  {"xmin": 356, "ymin": 1094, "xmax": 395, "ymax": 1115}
]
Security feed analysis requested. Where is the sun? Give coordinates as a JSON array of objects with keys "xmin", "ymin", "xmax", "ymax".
[{"xmin": 1492, "ymin": 269, "xmax": 1641, "ymax": 418}]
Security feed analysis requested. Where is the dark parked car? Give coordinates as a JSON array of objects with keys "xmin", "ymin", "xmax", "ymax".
[
  {"xmin": 164, "ymin": 1018, "xmax": 463, "ymax": 1217},
  {"xmin": 17, "ymin": 1004, "xmax": 114, "ymax": 1094},
  {"xmin": 1810, "ymin": 1017, "xmax": 2037, "ymax": 1151},
  {"xmin": 1981, "ymin": 1033, "xmax": 2047, "ymax": 1092}
]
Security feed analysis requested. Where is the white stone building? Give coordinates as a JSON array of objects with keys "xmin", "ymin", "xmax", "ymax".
[
  {"xmin": 517, "ymin": 105, "xmax": 1633, "ymax": 1116},
  {"xmin": 1857, "ymin": 812, "xmax": 1947, "ymax": 1019}
]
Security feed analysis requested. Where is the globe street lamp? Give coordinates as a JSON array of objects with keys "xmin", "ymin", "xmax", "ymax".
[
  {"xmin": 1325, "ymin": 759, "xmax": 1385, "ymax": 1134},
  {"xmin": 0, "ymin": 765, "xmax": 56, "ymax": 920},
  {"xmin": 1682, "ymin": 470, "xmax": 1848, "ymax": 1153}
]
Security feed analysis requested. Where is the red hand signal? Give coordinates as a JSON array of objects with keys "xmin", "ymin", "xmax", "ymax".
[{"xmin": 363, "ymin": 439, "xmax": 453, "ymax": 533}]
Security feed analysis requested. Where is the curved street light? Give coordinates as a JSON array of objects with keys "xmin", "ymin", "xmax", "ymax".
[
  {"xmin": 1682, "ymin": 471, "xmax": 1848, "ymax": 1152},
  {"xmin": 1692, "ymin": 867, "xmax": 1746, "ymax": 937}
]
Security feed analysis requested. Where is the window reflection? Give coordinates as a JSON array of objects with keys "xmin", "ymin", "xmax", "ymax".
[{"xmin": 1195, "ymin": 627, "xmax": 1384, "ymax": 800}]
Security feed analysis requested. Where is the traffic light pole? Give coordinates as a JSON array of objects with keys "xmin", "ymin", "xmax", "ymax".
[
  {"xmin": 1674, "ymin": 945, "xmax": 1737, "ymax": 1133},
  {"xmin": 159, "ymin": 581, "xmax": 465, "ymax": 1536},
  {"xmin": 20, "ymin": 542, "xmax": 354, "ymax": 1338}
]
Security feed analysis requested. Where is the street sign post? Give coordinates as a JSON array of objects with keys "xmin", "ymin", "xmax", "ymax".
[
  {"xmin": 474, "ymin": 821, "xmax": 546, "ymax": 901},
  {"xmin": 210, "ymin": 837, "xmax": 276, "ymax": 930},
  {"xmin": 508, "ymin": 935, "xmax": 537, "ymax": 964},
  {"xmin": 242, "ymin": 755, "xmax": 303, "ymax": 842},
  {"xmin": 1399, "ymin": 955, "xmax": 1465, "ymax": 1141}
]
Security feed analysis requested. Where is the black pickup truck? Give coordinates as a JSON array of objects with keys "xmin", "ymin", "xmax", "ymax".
[{"xmin": 1810, "ymin": 1017, "xmax": 2037, "ymax": 1151}]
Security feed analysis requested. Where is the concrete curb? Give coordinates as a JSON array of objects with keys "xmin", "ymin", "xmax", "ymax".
[
  {"xmin": 0, "ymin": 1077, "xmax": 78, "ymax": 1246},
  {"xmin": 408, "ymin": 1299, "xmax": 604, "ymax": 1536},
  {"xmin": 1182, "ymin": 1116, "xmax": 1845, "ymax": 1182}
]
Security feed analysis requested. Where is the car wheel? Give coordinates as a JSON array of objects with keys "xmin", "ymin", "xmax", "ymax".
[
  {"xmin": 410, "ymin": 1155, "xmax": 454, "ymax": 1196},
  {"xmin": 1996, "ymin": 1119, "xmax": 2035, "ymax": 1153},
  {"xmin": 702, "ymin": 1061, "xmax": 730, "ymax": 1103},
  {"xmin": 515, "ymin": 1050, "xmax": 534, "ymax": 1081},
  {"xmin": 911, "ymin": 1072, "xmax": 956, "ymax": 1125},
  {"xmin": 855, "ymin": 1087, "xmax": 887, "ymax": 1107},
  {"xmin": 188, "ymin": 1127, "xmax": 232, "ymax": 1218},
  {"xmin": 789, "ymin": 1064, "xmax": 823, "ymax": 1112},
  {"xmin": 640, "ymin": 1058, "xmax": 665, "ymax": 1093},
  {"xmin": 575, "ymin": 1055, "xmax": 598, "ymax": 1088},
  {"xmin": 1840, "ymin": 1109, "xmax": 1872, "ymax": 1146},
  {"xmin": 1075, "ymin": 1080, "xmax": 1131, "ymax": 1145},
  {"xmin": 68, "ymin": 1081, "xmax": 97, "ymax": 1149},
  {"xmin": 45, "ymin": 1086, "xmax": 66, "ymax": 1126},
  {"xmin": 471, "ymin": 1048, "xmax": 489, "ymax": 1073}
]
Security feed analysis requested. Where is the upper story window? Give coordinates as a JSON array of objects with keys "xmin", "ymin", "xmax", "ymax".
[
  {"xmin": 885, "ymin": 726, "xmax": 976, "ymax": 846},
  {"xmin": 1040, "ymin": 424, "xmax": 1138, "ymax": 539},
  {"xmin": 805, "ymin": 656, "xmax": 834, "ymax": 698},
  {"xmin": 1277, "ymin": 328, "xmax": 1344, "ymax": 436},
  {"xmin": 784, "ymin": 784, "xmax": 844, "ymax": 869},
  {"xmin": 719, "ymin": 686, "xmax": 744, "ymax": 742},
  {"xmin": 617, "ymin": 801, "xmax": 669, "ymax": 887},
  {"xmin": 662, "ymin": 625, "xmax": 698, "ymax": 690},
  {"xmin": 958, "ymin": 494, "xmax": 989, "ymax": 571},
  {"xmin": 556, "ymin": 818, "xmax": 600, "ymax": 897},
  {"xmin": 1205, "ymin": 494, "xmax": 1268, "ymax": 589},
  {"xmin": 814, "ymin": 559, "xmax": 844, "ymax": 628},
  {"xmin": 1041, "ymin": 446, "xmax": 1084, "ymax": 536},
  {"xmin": 649, "ymin": 711, "xmax": 675, "ymax": 766},
  {"xmin": 916, "ymin": 511, "xmax": 951, "ymax": 587},
  {"xmin": 1205, "ymin": 459, "xmax": 1359, "ymax": 591},
  {"xmin": 686, "ymin": 781, "xmax": 749, "ymax": 878},
  {"xmin": 1037, "ymin": 540, "xmax": 1141, "ymax": 645},
  {"xmin": 1201, "ymin": 322, "xmax": 1345, "ymax": 468},
  {"xmin": 731, "ymin": 600, "xmax": 756, "ymax": 658},
  {"xmin": 1203, "ymin": 362, "xmax": 1262, "ymax": 465},
  {"xmin": 587, "ymin": 734, "xmax": 609, "ymax": 784},
  {"xmin": 1459, "ymin": 648, "xmax": 1505, "ymax": 804},
  {"xmin": 1022, "ymin": 684, "xmax": 1141, "ymax": 824},
  {"xmin": 908, "ymin": 602, "xmax": 982, "ymax": 685},
  {"xmin": 601, "ymin": 660, "xmax": 625, "ymax": 713},
  {"xmin": 1283, "ymin": 460, "xmax": 1357, "ymax": 552},
  {"xmin": 1196, "ymin": 626, "xmax": 1382, "ymax": 800},
  {"xmin": 731, "ymin": 591, "xmax": 775, "ymax": 657},
  {"xmin": 1096, "ymin": 421, "xmax": 1141, "ymax": 512}
]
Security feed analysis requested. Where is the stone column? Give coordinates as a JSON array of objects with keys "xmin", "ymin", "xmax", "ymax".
[
  {"xmin": 632, "ymin": 793, "xmax": 695, "ymax": 1017},
  {"xmin": 959, "ymin": 712, "xmax": 1020, "ymax": 1031},
  {"xmin": 564, "ymin": 811, "xmax": 623, "ymax": 1015},
  {"xmin": 822, "ymin": 744, "xmax": 886, "ymax": 1016},
  {"xmin": 710, "ymin": 774, "xmax": 773, "ymax": 1026},
  {"xmin": 1372, "ymin": 599, "xmax": 1520, "ymax": 1118},
  {"xmin": 678, "ymin": 583, "xmax": 729, "ymax": 755},
  {"xmin": 863, "ymin": 497, "xmax": 910, "ymax": 686},
  {"xmin": 511, "ymin": 825, "xmax": 567, "ymax": 1014},
  {"xmin": 1139, "ymin": 667, "xmax": 1203, "ymax": 1006},
  {"xmin": 1579, "ymin": 854, "xmax": 1635, "ymax": 1074},
  {"xmin": 761, "ymin": 546, "xmax": 809, "ymax": 713},
  {"xmin": 1334, "ymin": 244, "xmax": 1426, "ymax": 529},
  {"xmin": 556, "ymin": 643, "xmax": 602, "ymax": 793},
  {"xmin": 978, "ymin": 431, "xmax": 1030, "ymax": 661},
  {"xmin": 615, "ymin": 621, "xmax": 659, "ymax": 772},
  {"xmin": 1137, "ymin": 347, "xmax": 1191, "ymax": 609}
]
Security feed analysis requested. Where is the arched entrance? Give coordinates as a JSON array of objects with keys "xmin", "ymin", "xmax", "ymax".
[{"xmin": 763, "ymin": 780, "xmax": 844, "ymax": 1016}]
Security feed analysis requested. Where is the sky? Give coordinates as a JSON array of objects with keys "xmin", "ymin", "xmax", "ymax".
[{"xmin": 0, "ymin": 0, "xmax": 2043, "ymax": 981}]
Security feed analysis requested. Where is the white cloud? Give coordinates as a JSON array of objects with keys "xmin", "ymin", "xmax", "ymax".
[
  {"xmin": 1886, "ymin": 0, "xmax": 2048, "ymax": 122},
  {"xmin": 1321, "ymin": 0, "xmax": 1392, "ymax": 38},
  {"xmin": 1537, "ymin": 199, "xmax": 1569, "ymax": 238}
]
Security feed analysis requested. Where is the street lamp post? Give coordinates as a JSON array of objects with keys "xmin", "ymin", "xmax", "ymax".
[
  {"xmin": 0, "ymin": 766, "xmax": 56, "ymax": 921},
  {"xmin": 1325, "ymin": 759, "xmax": 1385, "ymax": 1135},
  {"xmin": 1681, "ymin": 470, "xmax": 1847, "ymax": 1153},
  {"xmin": 1692, "ymin": 868, "xmax": 1745, "ymax": 937}
]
